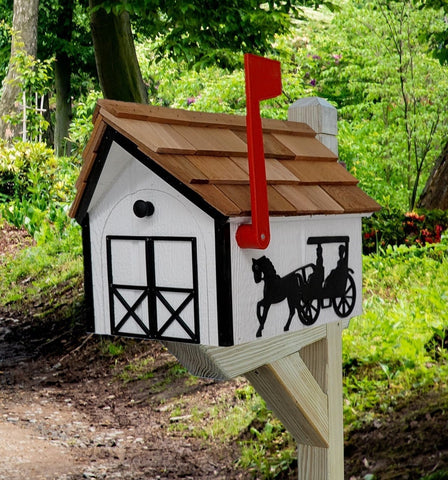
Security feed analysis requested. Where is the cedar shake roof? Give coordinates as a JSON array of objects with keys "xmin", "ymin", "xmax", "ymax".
[{"xmin": 69, "ymin": 99, "xmax": 380, "ymax": 219}]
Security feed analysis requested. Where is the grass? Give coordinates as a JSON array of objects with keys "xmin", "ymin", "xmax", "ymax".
[
  {"xmin": 343, "ymin": 240, "xmax": 448, "ymax": 430},
  {"xmin": 0, "ymin": 224, "xmax": 83, "ymax": 307}
]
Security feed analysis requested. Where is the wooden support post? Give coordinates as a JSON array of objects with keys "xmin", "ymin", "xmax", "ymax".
[
  {"xmin": 288, "ymin": 97, "xmax": 338, "ymax": 156},
  {"xmin": 245, "ymin": 321, "xmax": 344, "ymax": 480},
  {"xmin": 297, "ymin": 321, "xmax": 344, "ymax": 480}
]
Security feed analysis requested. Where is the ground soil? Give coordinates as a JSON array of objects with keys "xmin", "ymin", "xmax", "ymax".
[{"xmin": 1, "ymin": 224, "xmax": 448, "ymax": 479}]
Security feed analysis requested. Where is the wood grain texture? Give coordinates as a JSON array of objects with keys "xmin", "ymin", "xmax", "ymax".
[
  {"xmin": 246, "ymin": 351, "xmax": 329, "ymax": 447},
  {"xmin": 129, "ymin": 120, "xmax": 198, "ymax": 154},
  {"xmin": 288, "ymin": 98, "xmax": 338, "ymax": 136},
  {"xmin": 188, "ymin": 184, "xmax": 242, "ymax": 216},
  {"xmin": 186, "ymin": 155, "xmax": 249, "ymax": 184},
  {"xmin": 150, "ymin": 153, "xmax": 209, "ymax": 184},
  {"xmin": 297, "ymin": 321, "xmax": 344, "ymax": 480},
  {"xmin": 172, "ymin": 125, "xmax": 248, "ymax": 156},
  {"xmin": 70, "ymin": 98, "xmax": 380, "ymax": 220},
  {"xmin": 230, "ymin": 156, "xmax": 300, "ymax": 184},
  {"xmin": 217, "ymin": 184, "xmax": 297, "ymax": 215},
  {"xmin": 272, "ymin": 134, "xmax": 337, "ymax": 161},
  {"xmin": 164, "ymin": 324, "xmax": 328, "ymax": 379},
  {"xmin": 274, "ymin": 185, "xmax": 344, "ymax": 214},
  {"xmin": 280, "ymin": 160, "xmax": 358, "ymax": 185},
  {"xmin": 76, "ymin": 119, "xmax": 107, "ymax": 189},
  {"xmin": 322, "ymin": 185, "xmax": 381, "ymax": 213},
  {"xmin": 232, "ymin": 130, "xmax": 296, "ymax": 159},
  {"xmin": 96, "ymin": 98, "xmax": 316, "ymax": 135}
]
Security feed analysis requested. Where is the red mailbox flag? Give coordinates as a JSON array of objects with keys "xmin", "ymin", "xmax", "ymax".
[{"xmin": 236, "ymin": 54, "xmax": 282, "ymax": 249}]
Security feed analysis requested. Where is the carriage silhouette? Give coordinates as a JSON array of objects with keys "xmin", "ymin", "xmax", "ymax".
[{"xmin": 252, "ymin": 236, "xmax": 356, "ymax": 337}]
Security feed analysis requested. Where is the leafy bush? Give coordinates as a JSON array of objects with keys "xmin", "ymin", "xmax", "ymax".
[
  {"xmin": 0, "ymin": 139, "xmax": 80, "ymax": 240},
  {"xmin": 362, "ymin": 208, "xmax": 448, "ymax": 254},
  {"xmin": 68, "ymin": 90, "xmax": 102, "ymax": 157},
  {"xmin": 0, "ymin": 24, "xmax": 54, "ymax": 142},
  {"xmin": 137, "ymin": 39, "xmax": 311, "ymax": 120}
]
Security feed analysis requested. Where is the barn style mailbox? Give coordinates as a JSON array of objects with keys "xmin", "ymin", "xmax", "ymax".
[
  {"xmin": 70, "ymin": 55, "xmax": 380, "ymax": 480},
  {"xmin": 69, "ymin": 95, "xmax": 379, "ymax": 348}
]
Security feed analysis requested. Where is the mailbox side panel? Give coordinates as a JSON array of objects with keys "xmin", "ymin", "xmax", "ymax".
[
  {"xmin": 229, "ymin": 215, "xmax": 364, "ymax": 345},
  {"xmin": 86, "ymin": 141, "xmax": 220, "ymax": 345}
]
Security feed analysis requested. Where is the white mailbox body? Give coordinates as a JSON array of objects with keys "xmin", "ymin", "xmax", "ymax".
[{"xmin": 70, "ymin": 99, "xmax": 380, "ymax": 347}]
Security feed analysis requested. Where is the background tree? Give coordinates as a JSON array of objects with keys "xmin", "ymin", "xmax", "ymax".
[
  {"xmin": 89, "ymin": 0, "xmax": 335, "ymax": 102},
  {"xmin": 89, "ymin": 0, "xmax": 147, "ymax": 103},
  {"xmin": 303, "ymin": 0, "xmax": 448, "ymax": 209},
  {"xmin": 0, "ymin": 0, "xmax": 39, "ymax": 139},
  {"xmin": 417, "ymin": 0, "xmax": 448, "ymax": 209},
  {"xmin": 38, "ymin": 0, "xmax": 95, "ymax": 154},
  {"xmin": 51, "ymin": 0, "xmax": 75, "ymax": 155}
]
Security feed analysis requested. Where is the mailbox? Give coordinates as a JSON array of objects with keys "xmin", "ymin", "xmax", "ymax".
[{"xmin": 70, "ymin": 96, "xmax": 380, "ymax": 347}]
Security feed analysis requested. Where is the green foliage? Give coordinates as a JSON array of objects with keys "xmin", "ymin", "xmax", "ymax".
[
  {"xmin": 119, "ymin": 356, "xmax": 155, "ymax": 383},
  {"xmin": 238, "ymin": 414, "xmax": 296, "ymax": 479},
  {"xmin": 0, "ymin": 23, "xmax": 54, "ymax": 141},
  {"xmin": 68, "ymin": 90, "xmax": 102, "ymax": 156},
  {"xmin": 0, "ymin": 17, "xmax": 11, "ymax": 83},
  {"xmin": 0, "ymin": 140, "xmax": 80, "ymax": 239},
  {"xmin": 303, "ymin": 0, "xmax": 448, "ymax": 210},
  {"xmin": 38, "ymin": 0, "xmax": 95, "ymax": 76},
  {"xmin": 99, "ymin": 0, "xmax": 335, "ymax": 68},
  {"xmin": 420, "ymin": 472, "xmax": 448, "ymax": 480},
  {"xmin": 343, "ymin": 238, "xmax": 448, "ymax": 429},
  {"xmin": 99, "ymin": 338, "xmax": 126, "ymax": 357},
  {"xmin": 0, "ymin": 225, "xmax": 82, "ymax": 306},
  {"xmin": 138, "ymin": 40, "xmax": 311, "ymax": 119}
]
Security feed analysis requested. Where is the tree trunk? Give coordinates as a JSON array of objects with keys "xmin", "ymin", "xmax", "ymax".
[
  {"xmin": 89, "ymin": 0, "xmax": 147, "ymax": 103},
  {"xmin": 0, "ymin": 0, "xmax": 39, "ymax": 140},
  {"xmin": 53, "ymin": 0, "xmax": 74, "ymax": 156},
  {"xmin": 418, "ymin": 140, "xmax": 448, "ymax": 210},
  {"xmin": 54, "ymin": 52, "xmax": 72, "ymax": 155}
]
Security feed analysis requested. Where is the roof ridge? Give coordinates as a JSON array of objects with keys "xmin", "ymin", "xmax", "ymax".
[{"xmin": 96, "ymin": 99, "xmax": 317, "ymax": 136}]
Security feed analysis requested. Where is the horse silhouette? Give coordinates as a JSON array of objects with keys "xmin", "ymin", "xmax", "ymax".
[
  {"xmin": 252, "ymin": 256, "xmax": 302, "ymax": 337},
  {"xmin": 252, "ymin": 239, "xmax": 356, "ymax": 338}
]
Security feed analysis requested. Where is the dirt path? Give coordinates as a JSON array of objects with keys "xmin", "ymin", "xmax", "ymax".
[
  {"xmin": 0, "ymin": 422, "xmax": 76, "ymax": 480},
  {"xmin": 0, "ymin": 225, "xmax": 249, "ymax": 479},
  {"xmin": 0, "ymin": 319, "xmax": 251, "ymax": 480}
]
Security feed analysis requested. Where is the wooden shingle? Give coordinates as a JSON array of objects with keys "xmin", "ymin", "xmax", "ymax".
[
  {"xmin": 186, "ymin": 155, "xmax": 249, "ymax": 184},
  {"xmin": 172, "ymin": 125, "xmax": 248, "ymax": 156},
  {"xmin": 280, "ymin": 160, "xmax": 358, "ymax": 185},
  {"xmin": 70, "ymin": 99, "xmax": 381, "ymax": 220},
  {"xmin": 230, "ymin": 156, "xmax": 300, "ymax": 184},
  {"xmin": 272, "ymin": 134, "xmax": 338, "ymax": 161},
  {"xmin": 274, "ymin": 185, "xmax": 344, "ymax": 214}
]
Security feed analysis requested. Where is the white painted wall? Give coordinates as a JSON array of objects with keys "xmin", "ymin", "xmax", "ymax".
[
  {"xmin": 87, "ymin": 141, "xmax": 219, "ymax": 345},
  {"xmin": 229, "ymin": 215, "xmax": 363, "ymax": 345}
]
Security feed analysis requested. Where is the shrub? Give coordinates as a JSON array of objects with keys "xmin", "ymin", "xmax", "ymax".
[
  {"xmin": 362, "ymin": 207, "xmax": 448, "ymax": 254},
  {"xmin": 0, "ymin": 139, "xmax": 80, "ymax": 239}
]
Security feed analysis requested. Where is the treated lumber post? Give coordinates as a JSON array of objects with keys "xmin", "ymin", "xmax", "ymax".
[
  {"xmin": 245, "ymin": 321, "xmax": 344, "ymax": 480},
  {"xmin": 288, "ymin": 96, "xmax": 338, "ymax": 155},
  {"xmin": 297, "ymin": 321, "xmax": 344, "ymax": 480}
]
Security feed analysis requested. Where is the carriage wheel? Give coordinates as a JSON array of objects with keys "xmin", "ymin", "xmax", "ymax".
[
  {"xmin": 298, "ymin": 297, "xmax": 320, "ymax": 326},
  {"xmin": 332, "ymin": 274, "xmax": 356, "ymax": 317}
]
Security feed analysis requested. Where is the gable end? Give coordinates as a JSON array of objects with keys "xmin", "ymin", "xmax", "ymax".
[{"xmin": 76, "ymin": 127, "xmax": 230, "ymax": 224}]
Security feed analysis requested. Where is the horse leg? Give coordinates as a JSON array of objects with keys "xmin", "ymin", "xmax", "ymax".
[
  {"xmin": 256, "ymin": 301, "xmax": 270, "ymax": 337},
  {"xmin": 284, "ymin": 296, "xmax": 295, "ymax": 332}
]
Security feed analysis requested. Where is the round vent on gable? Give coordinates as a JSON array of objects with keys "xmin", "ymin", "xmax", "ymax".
[{"xmin": 133, "ymin": 200, "xmax": 155, "ymax": 218}]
